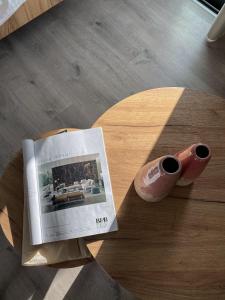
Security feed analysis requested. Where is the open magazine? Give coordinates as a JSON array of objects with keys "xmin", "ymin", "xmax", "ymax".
[
  {"xmin": 0, "ymin": 0, "xmax": 26, "ymax": 26},
  {"xmin": 22, "ymin": 128, "xmax": 118, "ymax": 246}
]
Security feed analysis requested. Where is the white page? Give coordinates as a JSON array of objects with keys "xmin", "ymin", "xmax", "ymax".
[
  {"xmin": 34, "ymin": 128, "xmax": 118, "ymax": 244},
  {"xmin": 22, "ymin": 193, "xmax": 91, "ymax": 266},
  {"xmin": 22, "ymin": 139, "xmax": 42, "ymax": 245},
  {"xmin": 0, "ymin": 0, "xmax": 26, "ymax": 26}
]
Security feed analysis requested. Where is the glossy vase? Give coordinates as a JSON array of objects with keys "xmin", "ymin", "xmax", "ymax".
[
  {"xmin": 134, "ymin": 155, "xmax": 182, "ymax": 202},
  {"xmin": 176, "ymin": 143, "xmax": 211, "ymax": 186}
]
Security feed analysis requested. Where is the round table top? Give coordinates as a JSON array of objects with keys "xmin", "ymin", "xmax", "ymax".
[
  {"xmin": 86, "ymin": 87, "xmax": 225, "ymax": 299},
  {"xmin": 1, "ymin": 87, "xmax": 225, "ymax": 299}
]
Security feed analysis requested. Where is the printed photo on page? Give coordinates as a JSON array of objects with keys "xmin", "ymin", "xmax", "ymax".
[{"xmin": 39, "ymin": 154, "xmax": 106, "ymax": 214}]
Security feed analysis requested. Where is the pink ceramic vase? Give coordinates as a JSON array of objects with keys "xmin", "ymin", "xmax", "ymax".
[
  {"xmin": 134, "ymin": 155, "xmax": 182, "ymax": 202},
  {"xmin": 176, "ymin": 143, "xmax": 211, "ymax": 186}
]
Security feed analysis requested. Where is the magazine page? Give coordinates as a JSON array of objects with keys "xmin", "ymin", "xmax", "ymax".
[
  {"xmin": 35, "ymin": 128, "xmax": 118, "ymax": 244},
  {"xmin": 22, "ymin": 139, "xmax": 42, "ymax": 245}
]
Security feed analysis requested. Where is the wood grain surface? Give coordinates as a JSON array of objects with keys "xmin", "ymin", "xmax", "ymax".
[
  {"xmin": 0, "ymin": 0, "xmax": 63, "ymax": 39},
  {"xmin": 85, "ymin": 87, "xmax": 225, "ymax": 300},
  {"xmin": 1, "ymin": 87, "xmax": 225, "ymax": 299}
]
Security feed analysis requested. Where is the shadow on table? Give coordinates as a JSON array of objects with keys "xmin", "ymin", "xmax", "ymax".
[
  {"xmin": 0, "ymin": 133, "xmax": 134, "ymax": 299},
  {"xmin": 0, "ymin": 151, "xmax": 24, "ymax": 253},
  {"xmin": 86, "ymin": 88, "xmax": 224, "ymax": 298}
]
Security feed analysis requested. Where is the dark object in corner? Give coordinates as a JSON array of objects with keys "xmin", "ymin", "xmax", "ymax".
[{"xmin": 198, "ymin": 0, "xmax": 225, "ymax": 13}]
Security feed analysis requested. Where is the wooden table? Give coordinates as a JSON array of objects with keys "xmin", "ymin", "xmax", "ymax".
[
  {"xmin": 0, "ymin": 0, "xmax": 63, "ymax": 40},
  {"xmin": 86, "ymin": 87, "xmax": 225, "ymax": 299},
  {"xmin": 1, "ymin": 87, "xmax": 225, "ymax": 299}
]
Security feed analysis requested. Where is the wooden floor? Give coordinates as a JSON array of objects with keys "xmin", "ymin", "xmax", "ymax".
[{"xmin": 0, "ymin": 0, "xmax": 225, "ymax": 299}]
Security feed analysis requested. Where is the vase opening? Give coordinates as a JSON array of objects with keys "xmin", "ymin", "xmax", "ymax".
[
  {"xmin": 195, "ymin": 145, "xmax": 209, "ymax": 159},
  {"xmin": 162, "ymin": 157, "xmax": 180, "ymax": 174}
]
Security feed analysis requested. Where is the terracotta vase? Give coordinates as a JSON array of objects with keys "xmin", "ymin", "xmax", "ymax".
[
  {"xmin": 134, "ymin": 155, "xmax": 182, "ymax": 202},
  {"xmin": 176, "ymin": 143, "xmax": 211, "ymax": 186}
]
